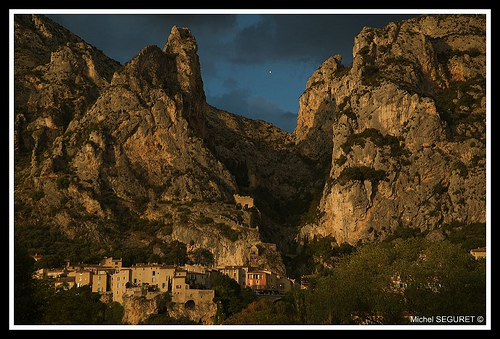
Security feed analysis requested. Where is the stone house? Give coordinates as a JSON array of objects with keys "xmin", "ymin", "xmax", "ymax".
[
  {"xmin": 111, "ymin": 264, "xmax": 176, "ymax": 303},
  {"xmin": 70, "ymin": 269, "xmax": 92, "ymax": 288},
  {"xmin": 246, "ymin": 269, "xmax": 293, "ymax": 293},
  {"xmin": 129, "ymin": 264, "xmax": 175, "ymax": 291},
  {"xmin": 470, "ymin": 246, "xmax": 486, "ymax": 259},
  {"xmin": 217, "ymin": 265, "xmax": 250, "ymax": 288},
  {"xmin": 171, "ymin": 273, "xmax": 215, "ymax": 307},
  {"xmin": 110, "ymin": 268, "xmax": 131, "ymax": 303}
]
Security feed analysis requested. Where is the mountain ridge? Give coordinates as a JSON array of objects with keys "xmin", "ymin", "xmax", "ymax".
[
  {"xmin": 14, "ymin": 14, "xmax": 486, "ymax": 274},
  {"xmin": 295, "ymin": 14, "xmax": 486, "ymax": 245},
  {"xmin": 14, "ymin": 14, "xmax": 310, "ymax": 274}
]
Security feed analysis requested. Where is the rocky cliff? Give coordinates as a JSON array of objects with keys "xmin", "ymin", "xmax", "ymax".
[
  {"xmin": 14, "ymin": 14, "xmax": 486, "ymax": 272},
  {"xmin": 14, "ymin": 14, "xmax": 297, "ymax": 273},
  {"xmin": 296, "ymin": 14, "xmax": 486, "ymax": 245}
]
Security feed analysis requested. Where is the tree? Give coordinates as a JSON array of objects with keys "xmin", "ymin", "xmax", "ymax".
[
  {"xmin": 395, "ymin": 240, "xmax": 486, "ymax": 318},
  {"xmin": 14, "ymin": 240, "xmax": 42, "ymax": 324},
  {"xmin": 223, "ymin": 299, "xmax": 298, "ymax": 325},
  {"xmin": 212, "ymin": 273, "xmax": 256, "ymax": 323},
  {"xmin": 189, "ymin": 248, "xmax": 214, "ymax": 266},
  {"xmin": 304, "ymin": 243, "xmax": 403, "ymax": 324},
  {"xmin": 42, "ymin": 286, "xmax": 107, "ymax": 324},
  {"xmin": 164, "ymin": 240, "xmax": 187, "ymax": 265},
  {"xmin": 300, "ymin": 239, "xmax": 486, "ymax": 324},
  {"xmin": 104, "ymin": 302, "xmax": 125, "ymax": 324}
]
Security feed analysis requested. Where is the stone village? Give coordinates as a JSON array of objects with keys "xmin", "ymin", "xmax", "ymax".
[
  {"xmin": 28, "ymin": 191, "xmax": 488, "ymax": 324},
  {"xmin": 30, "ymin": 194, "xmax": 296, "ymax": 323},
  {"xmin": 29, "ymin": 187, "xmax": 487, "ymax": 324},
  {"xmin": 29, "ymin": 191, "xmax": 486, "ymax": 324},
  {"xmin": 34, "ymin": 253, "xmax": 293, "ymax": 324},
  {"xmin": 32, "ymin": 245, "xmax": 487, "ymax": 325}
]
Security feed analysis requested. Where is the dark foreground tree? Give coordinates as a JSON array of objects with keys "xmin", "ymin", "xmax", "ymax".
[{"xmin": 300, "ymin": 239, "xmax": 486, "ymax": 324}]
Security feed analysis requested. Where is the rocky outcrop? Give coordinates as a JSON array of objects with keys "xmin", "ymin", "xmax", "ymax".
[
  {"xmin": 70, "ymin": 39, "xmax": 237, "ymax": 203},
  {"xmin": 14, "ymin": 14, "xmax": 120, "ymax": 166},
  {"xmin": 168, "ymin": 297, "xmax": 217, "ymax": 325},
  {"xmin": 14, "ymin": 14, "xmax": 486, "ymax": 275},
  {"xmin": 163, "ymin": 26, "xmax": 208, "ymax": 139},
  {"xmin": 205, "ymin": 105, "xmax": 322, "ymax": 248},
  {"xmin": 296, "ymin": 14, "xmax": 486, "ymax": 245},
  {"xmin": 122, "ymin": 291, "xmax": 166, "ymax": 325},
  {"xmin": 294, "ymin": 54, "xmax": 342, "ymax": 161},
  {"xmin": 14, "ymin": 15, "xmax": 292, "ymax": 275}
]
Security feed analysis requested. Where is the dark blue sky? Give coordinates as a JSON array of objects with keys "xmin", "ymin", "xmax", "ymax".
[{"xmin": 47, "ymin": 12, "xmax": 419, "ymax": 132}]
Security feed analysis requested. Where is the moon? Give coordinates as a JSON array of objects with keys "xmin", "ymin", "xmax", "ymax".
[{"xmin": 268, "ymin": 70, "xmax": 272, "ymax": 74}]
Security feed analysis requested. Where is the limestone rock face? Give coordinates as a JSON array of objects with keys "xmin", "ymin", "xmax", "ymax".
[
  {"xmin": 121, "ymin": 292, "xmax": 165, "ymax": 325},
  {"xmin": 73, "ymin": 40, "xmax": 238, "ymax": 203},
  {"xmin": 296, "ymin": 14, "xmax": 486, "ymax": 245},
  {"xmin": 294, "ymin": 55, "xmax": 342, "ymax": 161},
  {"xmin": 14, "ymin": 14, "xmax": 120, "ymax": 164},
  {"xmin": 163, "ymin": 25, "xmax": 207, "ymax": 140},
  {"xmin": 14, "ymin": 15, "xmax": 298, "ymax": 273},
  {"xmin": 14, "ymin": 14, "xmax": 487, "ymax": 274}
]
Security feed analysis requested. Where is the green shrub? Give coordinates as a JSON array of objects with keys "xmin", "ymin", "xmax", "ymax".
[
  {"xmin": 341, "ymin": 128, "xmax": 406, "ymax": 157},
  {"xmin": 336, "ymin": 166, "xmax": 387, "ymax": 185},
  {"xmin": 450, "ymin": 160, "xmax": 468, "ymax": 177},
  {"xmin": 432, "ymin": 182, "xmax": 448, "ymax": 196},
  {"xmin": 56, "ymin": 176, "xmax": 70, "ymax": 190},
  {"xmin": 30, "ymin": 190, "xmax": 44, "ymax": 201},
  {"xmin": 196, "ymin": 216, "xmax": 214, "ymax": 224},
  {"xmin": 217, "ymin": 223, "xmax": 240, "ymax": 242},
  {"xmin": 362, "ymin": 65, "xmax": 381, "ymax": 86}
]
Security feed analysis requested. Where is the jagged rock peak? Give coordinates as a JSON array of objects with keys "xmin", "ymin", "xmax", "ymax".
[
  {"xmin": 163, "ymin": 25, "xmax": 207, "ymax": 138},
  {"xmin": 110, "ymin": 26, "xmax": 208, "ymax": 139},
  {"xmin": 111, "ymin": 44, "xmax": 174, "ymax": 91},
  {"xmin": 163, "ymin": 25, "xmax": 205, "ymax": 98},
  {"xmin": 164, "ymin": 25, "xmax": 199, "ymax": 54},
  {"xmin": 293, "ymin": 54, "xmax": 343, "ymax": 161}
]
